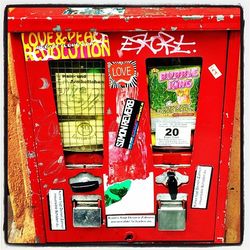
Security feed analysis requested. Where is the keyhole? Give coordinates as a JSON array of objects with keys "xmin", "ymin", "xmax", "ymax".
[{"xmin": 125, "ymin": 232, "xmax": 134, "ymax": 242}]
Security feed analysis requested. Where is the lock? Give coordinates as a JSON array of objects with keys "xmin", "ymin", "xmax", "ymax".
[
  {"xmin": 72, "ymin": 195, "xmax": 102, "ymax": 228},
  {"xmin": 157, "ymin": 193, "xmax": 187, "ymax": 231}
]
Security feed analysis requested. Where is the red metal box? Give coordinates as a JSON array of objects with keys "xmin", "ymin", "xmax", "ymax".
[{"xmin": 8, "ymin": 6, "xmax": 241, "ymax": 244}]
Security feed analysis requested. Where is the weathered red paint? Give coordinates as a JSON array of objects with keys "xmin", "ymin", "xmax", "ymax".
[
  {"xmin": 8, "ymin": 7, "xmax": 240, "ymax": 32},
  {"xmin": 8, "ymin": 6, "xmax": 241, "ymax": 244}
]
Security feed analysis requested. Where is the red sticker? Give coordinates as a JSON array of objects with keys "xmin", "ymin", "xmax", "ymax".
[{"xmin": 108, "ymin": 61, "xmax": 137, "ymax": 88}]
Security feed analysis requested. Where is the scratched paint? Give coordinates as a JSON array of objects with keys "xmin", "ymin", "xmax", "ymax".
[
  {"xmin": 116, "ymin": 87, "xmax": 138, "ymax": 125},
  {"xmin": 102, "ymin": 16, "xmax": 110, "ymax": 20},
  {"xmin": 216, "ymin": 15, "xmax": 225, "ymax": 22},
  {"xmin": 63, "ymin": 7, "xmax": 125, "ymax": 16},
  {"xmin": 119, "ymin": 32, "xmax": 196, "ymax": 55},
  {"xmin": 52, "ymin": 24, "xmax": 62, "ymax": 32},
  {"xmin": 27, "ymin": 151, "xmax": 36, "ymax": 158},
  {"xmin": 57, "ymin": 156, "xmax": 64, "ymax": 164},
  {"xmin": 108, "ymin": 131, "xmax": 148, "ymax": 184},
  {"xmin": 43, "ymin": 157, "xmax": 64, "ymax": 176},
  {"xmin": 53, "ymin": 178, "xmax": 66, "ymax": 184},
  {"xmin": 34, "ymin": 113, "xmax": 60, "ymax": 143},
  {"xmin": 107, "ymin": 87, "xmax": 148, "ymax": 184},
  {"xmin": 181, "ymin": 15, "xmax": 204, "ymax": 20}
]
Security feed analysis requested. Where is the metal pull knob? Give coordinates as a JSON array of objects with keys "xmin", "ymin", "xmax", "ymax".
[
  {"xmin": 166, "ymin": 172, "xmax": 178, "ymax": 200},
  {"xmin": 69, "ymin": 173, "xmax": 102, "ymax": 193},
  {"xmin": 71, "ymin": 181, "xmax": 100, "ymax": 193},
  {"xmin": 156, "ymin": 171, "xmax": 189, "ymax": 200}
]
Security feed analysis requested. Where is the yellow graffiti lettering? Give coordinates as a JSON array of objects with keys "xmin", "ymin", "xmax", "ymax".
[
  {"xmin": 86, "ymin": 44, "xmax": 91, "ymax": 58},
  {"xmin": 67, "ymin": 32, "xmax": 76, "ymax": 41},
  {"xmin": 32, "ymin": 49, "xmax": 43, "ymax": 61},
  {"xmin": 55, "ymin": 32, "xmax": 67, "ymax": 45},
  {"xmin": 21, "ymin": 33, "xmax": 26, "ymax": 45},
  {"xmin": 68, "ymin": 47, "xmax": 78, "ymax": 59},
  {"xmin": 39, "ymin": 47, "xmax": 47, "ymax": 59},
  {"xmin": 76, "ymin": 32, "xmax": 83, "ymax": 44},
  {"xmin": 61, "ymin": 46, "xmax": 69, "ymax": 59},
  {"xmin": 47, "ymin": 32, "xmax": 54, "ymax": 46},
  {"xmin": 101, "ymin": 41, "xmax": 110, "ymax": 57},
  {"xmin": 24, "ymin": 46, "xmax": 33, "ymax": 61},
  {"xmin": 21, "ymin": 33, "xmax": 31, "ymax": 60},
  {"xmin": 22, "ymin": 32, "xmax": 110, "ymax": 61},
  {"xmin": 80, "ymin": 45, "xmax": 85, "ymax": 58},
  {"xmin": 91, "ymin": 43, "xmax": 101, "ymax": 58},
  {"xmin": 84, "ymin": 32, "xmax": 93, "ymax": 44},
  {"xmin": 51, "ymin": 47, "xmax": 61, "ymax": 60},
  {"xmin": 28, "ymin": 32, "xmax": 39, "ymax": 47},
  {"xmin": 37, "ymin": 32, "xmax": 46, "ymax": 46}
]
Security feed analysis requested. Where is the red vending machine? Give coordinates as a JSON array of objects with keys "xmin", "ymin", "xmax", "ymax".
[{"xmin": 8, "ymin": 6, "xmax": 241, "ymax": 244}]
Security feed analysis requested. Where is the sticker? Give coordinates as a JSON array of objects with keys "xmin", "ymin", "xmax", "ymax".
[
  {"xmin": 115, "ymin": 98, "xmax": 144, "ymax": 150},
  {"xmin": 105, "ymin": 179, "xmax": 132, "ymax": 207},
  {"xmin": 59, "ymin": 120, "xmax": 103, "ymax": 148},
  {"xmin": 55, "ymin": 72, "xmax": 104, "ymax": 116},
  {"xmin": 104, "ymin": 173, "xmax": 154, "ymax": 215},
  {"xmin": 149, "ymin": 66, "xmax": 201, "ymax": 118},
  {"xmin": 107, "ymin": 215, "xmax": 155, "ymax": 228},
  {"xmin": 48, "ymin": 190, "xmax": 66, "ymax": 230},
  {"xmin": 151, "ymin": 116, "xmax": 196, "ymax": 132},
  {"xmin": 108, "ymin": 61, "xmax": 137, "ymax": 88},
  {"xmin": 108, "ymin": 131, "xmax": 148, "ymax": 182},
  {"xmin": 21, "ymin": 32, "xmax": 110, "ymax": 61},
  {"xmin": 155, "ymin": 119, "xmax": 192, "ymax": 147},
  {"xmin": 192, "ymin": 166, "xmax": 213, "ymax": 209},
  {"xmin": 63, "ymin": 7, "xmax": 125, "ymax": 15},
  {"xmin": 208, "ymin": 64, "xmax": 222, "ymax": 79}
]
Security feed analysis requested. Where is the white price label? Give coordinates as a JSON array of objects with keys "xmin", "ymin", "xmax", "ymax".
[
  {"xmin": 48, "ymin": 190, "xmax": 66, "ymax": 230},
  {"xmin": 155, "ymin": 121, "xmax": 192, "ymax": 147},
  {"xmin": 192, "ymin": 166, "xmax": 213, "ymax": 209},
  {"xmin": 208, "ymin": 64, "xmax": 222, "ymax": 79},
  {"xmin": 107, "ymin": 215, "xmax": 155, "ymax": 228}
]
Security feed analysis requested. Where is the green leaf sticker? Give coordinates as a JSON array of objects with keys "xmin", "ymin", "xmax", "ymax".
[{"xmin": 105, "ymin": 180, "xmax": 132, "ymax": 207}]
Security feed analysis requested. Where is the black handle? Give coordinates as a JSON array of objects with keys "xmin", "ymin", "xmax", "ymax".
[
  {"xmin": 167, "ymin": 172, "xmax": 178, "ymax": 200},
  {"xmin": 70, "ymin": 181, "xmax": 99, "ymax": 193}
]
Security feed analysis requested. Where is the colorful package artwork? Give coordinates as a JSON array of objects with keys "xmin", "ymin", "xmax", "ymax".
[
  {"xmin": 21, "ymin": 31, "xmax": 110, "ymax": 61},
  {"xmin": 148, "ymin": 66, "xmax": 201, "ymax": 145}
]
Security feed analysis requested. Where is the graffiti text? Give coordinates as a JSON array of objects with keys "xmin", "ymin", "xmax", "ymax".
[{"xmin": 119, "ymin": 32, "xmax": 196, "ymax": 55}]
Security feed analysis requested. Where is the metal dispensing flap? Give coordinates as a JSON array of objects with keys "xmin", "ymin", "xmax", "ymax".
[
  {"xmin": 157, "ymin": 193, "xmax": 187, "ymax": 231},
  {"xmin": 72, "ymin": 195, "xmax": 102, "ymax": 228}
]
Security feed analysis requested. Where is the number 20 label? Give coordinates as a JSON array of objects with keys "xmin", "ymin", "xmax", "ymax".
[
  {"xmin": 165, "ymin": 128, "xmax": 179, "ymax": 137},
  {"xmin": 155, "ymin": 123, "xmax": 191, "ymax": 147}
]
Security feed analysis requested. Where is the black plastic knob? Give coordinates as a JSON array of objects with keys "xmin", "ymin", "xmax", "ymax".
[{"xmin": 167, "ymin": 172, "xmax": 178, "ymax": 200}]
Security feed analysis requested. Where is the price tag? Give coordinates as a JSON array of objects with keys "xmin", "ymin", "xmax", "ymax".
[
  {"xmin": 155, "ymin": 120, "xmax": 192, "ymax": 147},
  {"xmin": 208, "ymin": 64, "xmax": 222, "ymax": 79}
]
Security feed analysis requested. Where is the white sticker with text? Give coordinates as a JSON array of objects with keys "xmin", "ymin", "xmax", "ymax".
[
  {"xmin": 192, "ymin": 166, "xmax": 213, "ymax": 209},
  {"xmin": 49, "ymin": 190, "xmax": 66, "ymax": 230},
  {"xmin": 107, "ymin": 215, "xmax": 155, "ymax": 228},
  {"xmin": 155, "ymin": 119, "xmax": 192, "ymax": 147},
  {"xmin": 208, "ymin": 64, "xmax": 222, "ymax": 79}
]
